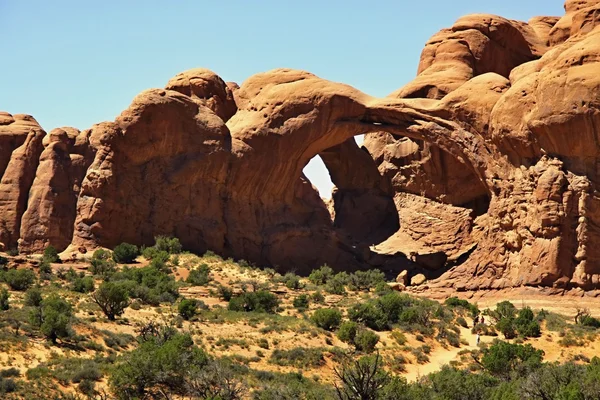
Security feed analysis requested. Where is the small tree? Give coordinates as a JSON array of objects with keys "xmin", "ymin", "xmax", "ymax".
[
  {"xmin": 293, "ymin": 294, "xmax": 310, "ymax": 310},
  {"xmin": 354, "ymin": 329, "xmax": 380, "ymax": 353},
  {"xmin": 4, "ymin": 269, "xmax": 35, "ymax": 291},
  {"xmin": 112, "ymin": 243, "xmax": 139, "ymax": 264},
  {"xmin": 186, "ymin": 264, "xmax": 211, "ymax": 286},
  {"xmin": 334, "ymin": 354, "xmax": 389, "ymax": 400},
  {"xmin": 311, "ymin": 308, "xmax": 342, "ymax": 331},
  {"xmin": 24, "ymin": 287, "xmax": 43, "ymax": 307},
  {"xmin": 337, "ymin": 321, "xmax": 359, "ymax": 344},
  {"xmin": 90, "ymin": 249, "xmax": 116, "ymax": 277},
  {"xmin": 42, "ymin": 245, "xmax": 60, "ymax": 263},
  {"xmin": 178, "ymin": 298, "xmax": 199, "ymax": 320},
  {"xmin": 32, "ymin": 294, "xmax": 73, "ymax": 344},
  {"xmin": 0, "ymin": 288, "xmax": 9, "ymax": 310},
  {"xmin": 92, "ymin": 282, "xmax": 130, "ymax": 321},
  {"xmin": 154, "ymin": 236, "xmax": 182, "ymax": 254},
  {"xmin": 308, "ymin": 264, "xmax": 334, "ymax": 285}
]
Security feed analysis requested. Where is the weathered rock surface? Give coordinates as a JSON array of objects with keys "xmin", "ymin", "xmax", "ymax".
[{"xmin": 2, "ymin": 1, "xmax": 600, "ymax": 290}]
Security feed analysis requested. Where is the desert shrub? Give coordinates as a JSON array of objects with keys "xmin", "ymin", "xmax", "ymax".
[
  {"xmin": 325, "ymin": 272, "xmax": 350, "ymax": 295},
  {"xmin": 38, "ymin": 260, "xmax": 53, "ymax": 280},
  {"xmin": 24, "ymin": 287, "xmax": 43, "ymax": 307},
  {"xmin": 311, "ymin": 291, "xmax": 325, "ymax": 303},
  {"xmin": 92, "ymin": 281, "xmax": 130, "ymax": 320},
  {"xmin": 109, "ymin": 333, "xmax": 208, "ymax": 399},
  {"xmin": 31, "ymin": 293, "xmax": 73, "ymax": 344},
  {"xmin": 337, "ymin": 321, "xmax": 359, "ymax": 344},
  {"xmin": 71, "ymin": 276, "xmax": 95, "ymax": 293},
  {"xmin": 228, "ymin": 290, "xmax": 279, "ymax": 313},
  {"xmin": 0, "ymin": 377, "xmax": 17, "ymax": 394},
  {"xmin": 348, "ymin": 301, "xmax": 389, "ymax": 331},
  {"xmin": 217, "ymin": 285, "xmax": 233, "ymax": 301},
  {"xmin": 334, "ymin": 354, "xmax": 389, "ymax": 400},
  {"xmin": 348, "ymin": 269, "xmax": 386, "ymax": 292},
  {"xmin": 280, "ymin": 272, "xmax": 302, "ymax": 290},
  {"xmin": 186, "ymin": 264, "xmax": 211, "ymax": 286},
  {"xmin": 0, "ymin": 288, "xmax": 9, "ymax": 310},
  {"xmin": 391, "ymin": 330, "xmax": 407, "ymax": 345},
  {"xmin": 354, "ymin": 329, "xmax": 380, "ymax": 353},
  {"xmin": 293, "ymin": 294, "xmax": 310, "ymax": 310},
  {"xmin": 111, "ymin": 265, "xmax": 179, "ymax": 305},
  {"xmin": 4, "ymin": 269, "xmax": 35, "ymax": 291},
  {"xmin": 269, "ymin": 347, "xmax": 324, "ymax": 368},
  {"xmin": 493, "ymin": 301, "xmax": 517, "ymax": 321},
  {"xmin": 257, "ymin": 338, "xmax": 270, "ymax": 349},
  {"xmin": 112, "ymin": 243, "xmax": 139, "ymax": 264},
  {"xmin": 0, "ymin": 256, "xmax": 7, "ymax": 268},
  {"xmin": 579, "ymin": 314, "xmax": 600, "ymax": 328},
  {"xmin": 496, "ymin": 317, "xmax": 516, "ymax": 339},
  {"xmin": 78, "ymin": 379, "xmax": 96, "ymax": 396},
  {"xmin": 42, "ymin": 245, "xmax": 60, "ymax": 263},
  {"xmin": 90, "ymin": 249, "xmax": 116, "ymax": 277},
  {"xmin": 481, "ymin": 340, "xmax": 544, "ymax": 378},
  {"xmin": 311, "ymin": 308, "xmax": 342, "ymax": 331},
  {"xmin": 178, "ymin": 298, "xmax": 200, "ymax": 320},
  {"xmin": 445, "ymin": 297, "xmax": 480, "ymax": 318},
  {"xmin": 456, "ymin": 316, "xmax": 468, "ymax": 328},
  {"xmin": 308, "ymin": 265, "xmax": 334, "ymax": 285},
  {"xmin": 153, "ymin": 236, "xmax": 182, "ymax": 254}
]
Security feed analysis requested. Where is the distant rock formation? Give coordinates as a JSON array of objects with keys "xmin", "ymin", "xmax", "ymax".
[{"xmin": 2, "ymin": 1, "xmax": 600, "ymax": 290}]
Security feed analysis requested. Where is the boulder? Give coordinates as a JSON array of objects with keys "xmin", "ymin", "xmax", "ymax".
[{"xmin": 411, "ymin": 274, "xmax": 427, "ymax": 286}]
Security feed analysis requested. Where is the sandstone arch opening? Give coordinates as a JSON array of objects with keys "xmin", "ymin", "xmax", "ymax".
[{"xmin": 302, "ymin": 136, "xmax": 400, "ymax": 247}]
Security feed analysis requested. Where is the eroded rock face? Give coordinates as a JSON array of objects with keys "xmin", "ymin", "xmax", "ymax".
[{"xmin": 2, "ymin": 1, "xmax": 600, "ymax": 289}]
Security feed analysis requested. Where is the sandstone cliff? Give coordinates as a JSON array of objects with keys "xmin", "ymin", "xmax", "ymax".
[{"xmin": 2, "ymin": 0, "xmax": 600, "ymax": 290}]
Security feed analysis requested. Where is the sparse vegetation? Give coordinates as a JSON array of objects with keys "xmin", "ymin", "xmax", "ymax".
[{"xmin": 112, "ymin": 242, "xmax": 139, "ymax": 264}]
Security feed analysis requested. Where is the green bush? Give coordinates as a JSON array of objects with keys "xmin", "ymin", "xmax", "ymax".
[
  {"xmin": 293, "ymin": 294, "xmax": 310, "ymax": 310},
  {"xmin": 109, "ymin": 333, "xmax": 208, "ymax": 398},
  {"xmin": 178, "ymin": 298, "xmax": 199, "ymax": 320},
  {"xmin": 348, "ymin": 269, "xmax": 386, "ymax": 292},
  {"xmin": 71, "ymin": 276, "xmax": 95, "ymax": 293},
  {"xmin": 281, "ymin": 273, "xmax": 302, "ymax": 290},
  {"xmin": 32, "ymin": 294, "xmax": 73, "ymax": 344},
  {"xmin": 24, "ymin": 287, "xmax": 43, "ymax": 307},
  {"xmin": 217, "ymin": 285, "xmax": 233, "ymax": 301},
  {"xmin": 579, "ymin": 314, "xmax": 600, "ymax": 328},
  {"xmin": 110, "ymin": 265, "xmax": 180, "ymax": 305},
  {"xmin": 92, "ymin": 281, "xmax": 130, "ymax": 320},
  {"xmin": 4, "ymin": 269, "xmax": 35, "ymax": 291},
  {"xmin": 337, "ymin": 321, "xmax": 359, "ymax": 344},
  {"xmin": 496, "ymin": 317, "xmax": 516, "ymax": 339},
  {"xmin": 391, "ymin": 330, "xmax": 407, "ymax": 345},
  {"xmin": 445, "ymin": 296, "xmax": 479, "ymax": 317},
  {"xmin": 269, "ymin": 347, "xmax": 325, "ymax": 368},
  {"xmin": 153, "ymin": 236, "xmax": 182, "ymax": 254},
  {"xmin": 112, "ymin": 243, "xmax": 139, "ymax": 264},
  {"xmin": 311, "ymin": 291, "xmax": 325, "ymax": 303},
  {"xmin": 0, "ymin": 256, "xmax": 7, "ymax": 268},
  {"xmin": 353, "ymin": 329, "xmax": 379, "ymax": 353},
  {"xmin": 311, "ymin": 308, "xmax": 342, "ymax": 331},
  {"xmin": 325, "ymin": 272, "xmax": 350, "ymax": 295},
  {"xmin": 42, "ymin": 245, "xmax": 60, "ymax": 263},
  {"xmin": 481, "ymin": 340, "xmax": 544, "ymax": 378},
  {"xmin": 308, "ymin": 265, "xmax": 334, "ymax": 285},
  {"xmin": 228, "ymin": 290, "xmax": 279, "ymax": 313},
  {"xmin": 186, "ymin": 264, "xmax": 211, "ymax": 286},
  {"xmin": 0, "ymin": 288, "xmax": 9, "ymax": 310},
  {"xmin": 90, "ymin": 249, "xmax": 116, "ymax": 277}
]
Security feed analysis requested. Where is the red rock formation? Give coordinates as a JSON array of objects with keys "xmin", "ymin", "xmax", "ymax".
[{"xmin": 2, "ymin": 1, "xmax": 600, "ymax": 291}]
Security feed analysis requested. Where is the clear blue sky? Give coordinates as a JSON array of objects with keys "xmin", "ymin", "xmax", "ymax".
[{"xmin": 1, "ymin": 0, "xmax": 564, "ymax": 196}]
